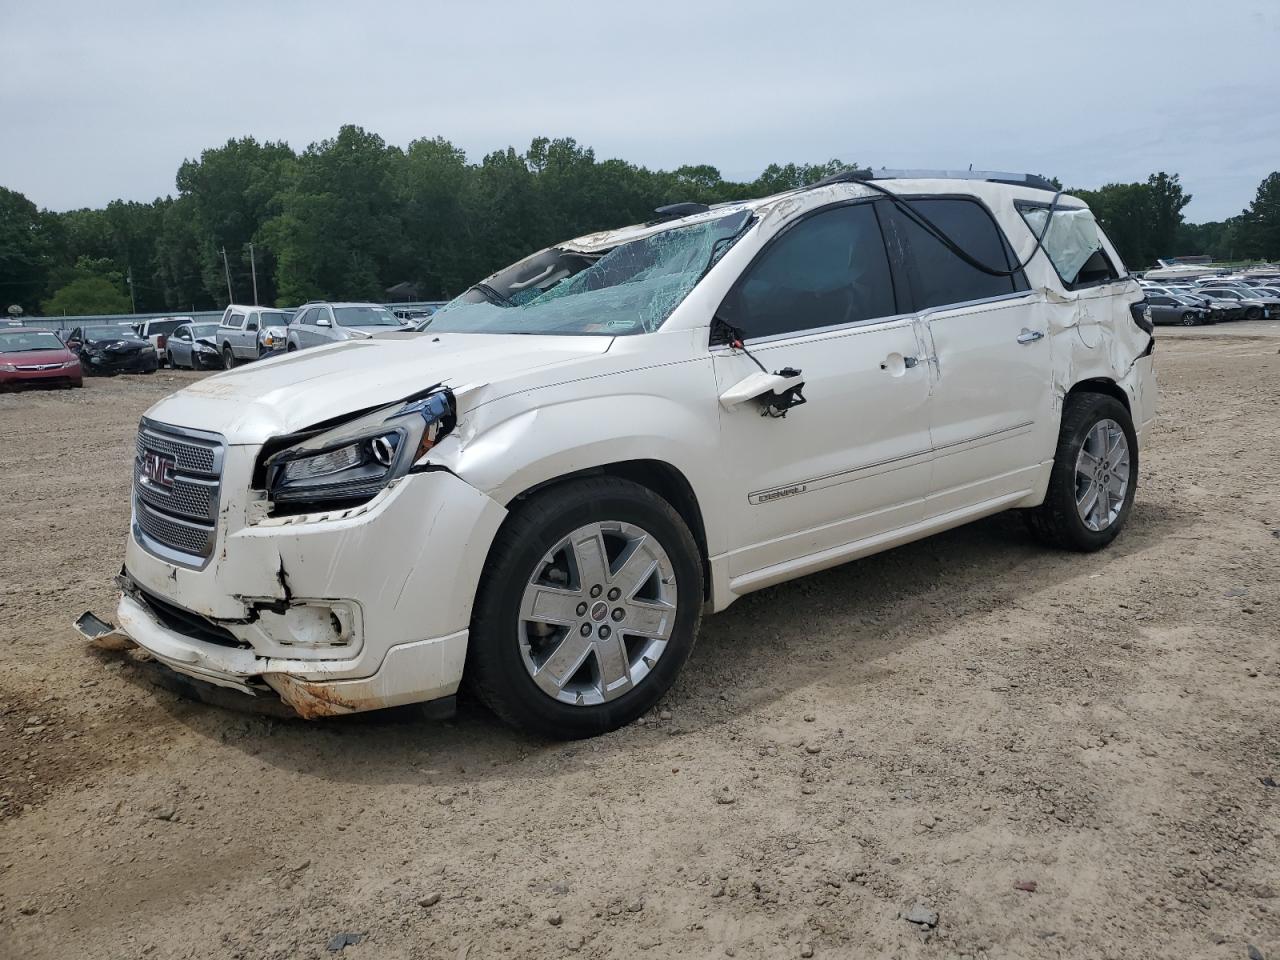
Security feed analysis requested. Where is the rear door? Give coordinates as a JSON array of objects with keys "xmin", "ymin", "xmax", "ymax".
[
  {"xmin": 712, "ymin": 199, "xmax": 935, "ymax": 579},
  {"xmin": 882, "ymin": 196, "xmax": 1054, "ymax": 517}
]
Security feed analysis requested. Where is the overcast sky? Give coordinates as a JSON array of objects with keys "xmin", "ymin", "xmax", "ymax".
[{"xmin": 3, "ymin": 0, "xmax": 1278, "ymax": 223}]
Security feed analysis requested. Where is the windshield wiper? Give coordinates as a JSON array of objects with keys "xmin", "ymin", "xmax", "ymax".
[{"xmin": 468, "ymin": 282, "xmax": 516, "ymax": 308}]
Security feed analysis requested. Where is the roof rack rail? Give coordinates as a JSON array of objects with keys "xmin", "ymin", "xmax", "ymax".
[{"xmin": 809, "ymin": 168, "xmax": 1060, "ymax": 193}]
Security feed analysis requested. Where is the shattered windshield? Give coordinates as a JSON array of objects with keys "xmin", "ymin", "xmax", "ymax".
[{"xmin": 426, "ymin": 211, "xmax": 752, "ymax": 337}]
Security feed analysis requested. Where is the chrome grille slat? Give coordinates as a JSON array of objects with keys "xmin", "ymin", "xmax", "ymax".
[
  {"xmin": 133, "ymin": 460, "xmax": 218, "ymax": 521},
  {"xmin": 132, "ymin": 420, "xmax": 225, "ymax": 566},
  {"xmin": 134, "ymin": 500, "xmax": 214, "ymax": 558}
]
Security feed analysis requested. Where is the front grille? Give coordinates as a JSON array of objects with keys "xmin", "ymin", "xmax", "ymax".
[
  {"xmin": 132, "ymin": 419, "xmax": 225, "ymax": 567},
  {"xmin": 134, "ymin": 460, "xmax": 217, "ymax": 521}
]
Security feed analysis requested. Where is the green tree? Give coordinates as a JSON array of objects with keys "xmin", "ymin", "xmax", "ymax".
[
  {"xmin": 269, "ymin": 126, "xmax": 404, "ymax": 304},
  {"xmin": 42, "ymin": 275, "xmax": 131, "ymax": 315},
  {"xmin": 0, "ymin": 187, "xmax": 55, "ymax": 314},
  {"xmin": 1239, "ymin": 172, "xmax": 1280, "ymax": 260},
  {"xmin": 176, "ymin": 136, "xmax": 297, "ymax": 306}
]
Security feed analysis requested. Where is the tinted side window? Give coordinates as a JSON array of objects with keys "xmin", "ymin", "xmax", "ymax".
[
  {"xmin": 228, "ymin": 312, "xmax": 245, "ymax": 329},
  {"xmin": 894, "ymin": 198, "xmax": 1024, "ymax": 310},
  {"xmin": 719, "ymin": 202, "xmax": 896, "ymax": 340}
]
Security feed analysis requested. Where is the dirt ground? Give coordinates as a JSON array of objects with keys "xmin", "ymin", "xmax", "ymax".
[{"xmin": 1, "ymin": 334, "xmax": 1277, "ymax": 960}]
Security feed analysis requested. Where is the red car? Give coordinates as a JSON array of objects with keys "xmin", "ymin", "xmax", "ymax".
[{"xmin": 0, "ymin": 327, "xmax": 83, "ymax": 390}]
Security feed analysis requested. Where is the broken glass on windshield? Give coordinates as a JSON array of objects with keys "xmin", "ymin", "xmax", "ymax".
[{"xmin": 427, "ymin": 210, "xmax": 753, "ymax": 336}]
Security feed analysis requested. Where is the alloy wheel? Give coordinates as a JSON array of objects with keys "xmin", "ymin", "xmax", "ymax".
[
  {"xmin": 1074, "ymin": 418, "xmax": 1131, "ymax": 532},
  {"xmin": 518, "ymin": 521, "xmax": 678, "ymax": 706}
]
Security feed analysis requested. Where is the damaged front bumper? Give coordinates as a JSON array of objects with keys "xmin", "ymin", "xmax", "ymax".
[
  {"xmin": 81, "ymin": 466, "xmax": 506, "ymax": 719},
  {"xmin": 77, "ymin": 583, "xmax": 468, "ymax": 718}
]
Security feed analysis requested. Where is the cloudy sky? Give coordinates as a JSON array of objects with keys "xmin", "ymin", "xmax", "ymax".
[{"xmin": 3, "ymin": 0, "xmax": 1278, "ymax": 222}]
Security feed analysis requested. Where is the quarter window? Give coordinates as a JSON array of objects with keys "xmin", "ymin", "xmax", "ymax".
[
  {"xmin": 227, "ymin": 312, "xmax": 245, "ymax": 329},
  {"xmin": 717, "ymin": 202, "xmax": 896, "ymax": 340},
  {"xmin": 1017, "ymin": 203, "xmax": 1121, "ymax": 289},
  {"xmin": 893, "ymin": 198, "xmax": 1026, "ymax": 310}
]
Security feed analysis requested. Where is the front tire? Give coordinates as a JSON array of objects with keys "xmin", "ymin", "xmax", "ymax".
[
  {"xmin": 468, "ymin": 477, "xmax": 703, "ymax": 739},
  {"xmin": 1026, "ymin": 393, "xmax": 1137, "ymax": 552}
]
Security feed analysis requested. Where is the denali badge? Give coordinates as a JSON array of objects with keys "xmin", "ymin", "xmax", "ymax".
[{"xmin": 142, "ymin": 451, "xmax": 176, "ymax": 489}]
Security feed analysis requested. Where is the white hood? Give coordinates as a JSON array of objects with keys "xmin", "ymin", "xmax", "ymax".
[{"xmin": 144, "ymin": 332, "xmax": 613, "ymax": 443}]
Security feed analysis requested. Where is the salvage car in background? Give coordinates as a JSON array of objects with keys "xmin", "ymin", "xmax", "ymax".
[
  {"xmin": 165, "ymin": 321, "xmax": 223, "ymax": 370},
  {"xmin": 0, "ymin": 326, "xmax": 82, "ymax": 390},
  {"xmin": 217, "ymin": 305, "xmax": 291, "ymax": 368},
  {"xmin": 286, "ymin": 302, "xmax": 410, "ymax": 351},
  {"xmin": 134, "ymin": 317, "xmax": 191, "ymax": 367},
  {"xmin": 65, "ymin": 325, "xmax": 158, "ymax": 376},
  {"xmin": 81, "ymin": 170, "xmax": 1156, "ymax": 739},
  {"xmin": 1195, "ymin": 286, "xmax": 1280, "ymax": 320},
  {"xmin": 1144, "ymin": 294, "xmax": 1212, "ymax": 325}
]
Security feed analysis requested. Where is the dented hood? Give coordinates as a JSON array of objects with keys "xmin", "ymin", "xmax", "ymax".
[{"xmin": 143, "ymin": 332, "xmax": 613, "ymax": 443}]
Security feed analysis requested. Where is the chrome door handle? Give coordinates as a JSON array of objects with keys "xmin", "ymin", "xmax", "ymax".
[{"xmin": 1017, "ymin": 328, "xmax": 1044, "ymax": 344}]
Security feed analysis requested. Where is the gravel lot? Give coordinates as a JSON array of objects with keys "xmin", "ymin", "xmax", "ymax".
[{"xmin": 1, "ymin": 334, "xmax": 1278, "ymax": 960}]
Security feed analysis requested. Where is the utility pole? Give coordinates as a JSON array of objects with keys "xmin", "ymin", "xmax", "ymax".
[
  {"xmin": 221, "ymin": 247, "xmax": 234, "ymax": 304},
  {"xmin": 126, "ymin": 267, "xmax": 137, "ymax": 313},
  {"xmin": 248, "ymin": 242, "xmax": 259, "ymax": 306}
]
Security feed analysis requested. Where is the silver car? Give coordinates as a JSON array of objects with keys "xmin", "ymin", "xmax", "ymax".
[{"xmin": 285, "ymin": 302, "xmax": 409, "ymax": 352}]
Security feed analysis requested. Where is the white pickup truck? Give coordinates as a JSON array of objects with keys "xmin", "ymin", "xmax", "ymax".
[{"xmin": 216, "ymin": 305, "xmax": 292, "ymax": 368}]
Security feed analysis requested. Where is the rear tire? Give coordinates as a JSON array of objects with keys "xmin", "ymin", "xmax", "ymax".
[
  {"xmin": 467, "ymin": 477, "xmax": 703, "ymax": 740},
  {"xmin": 222, "ymin": 346, "xmax": 236, "ymax": 369},
  {"xmin": 1245, "ymin": 306, "xmax": 1263, "ymax": 321},
  {"xmin": 1025, "ymin": 392, "xmax": 1138, "ymax": 552}
]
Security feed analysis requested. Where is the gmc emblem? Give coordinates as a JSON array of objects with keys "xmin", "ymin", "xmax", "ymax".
[{"xmin": 142, "ymin": 451, "xmax": 176, "ymax": 489}]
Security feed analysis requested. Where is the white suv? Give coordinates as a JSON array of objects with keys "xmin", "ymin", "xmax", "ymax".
[{"xmin": 87, "ymin": 171, "xmax": 1156, "ymax": 739}]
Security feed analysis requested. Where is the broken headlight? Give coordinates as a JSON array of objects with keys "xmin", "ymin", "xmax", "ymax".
[{"xmin": 265, "ymin": 389, "xmax": 454, "ymax": 507}]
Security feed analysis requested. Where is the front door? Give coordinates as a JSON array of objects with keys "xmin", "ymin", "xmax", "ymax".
[{"xmin": 713, "ymin": 200, "xmax": 934, "ymax": 580}]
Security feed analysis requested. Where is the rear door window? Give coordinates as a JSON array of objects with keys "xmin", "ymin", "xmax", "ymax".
[
  {"xmin": 717, "ymin": 201, "xmax": 897, "ymax": 340},
  {"xmin": 889, "ymin": 197, "xmax": 1027, "ymax": 311}
]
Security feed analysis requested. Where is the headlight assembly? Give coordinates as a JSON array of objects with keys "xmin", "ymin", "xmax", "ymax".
[{"xmin": 264, "ymin": 387, "xmax": 455, "ymax": 508}]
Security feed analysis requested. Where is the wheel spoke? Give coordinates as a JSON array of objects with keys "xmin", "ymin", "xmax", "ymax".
[
  {"xmin": 1077, "ymin": 449, "xmax": 1100, "ymax": 474},
  {"xmin": 593, "ymin": 635, "xmax": 632, "ymax": 694},
  {"xmin": 614, "ymin": 547, "xmax": 658, "ymax": 599},
  {"xmin": 622, "ymin": 598, "xmax": 675, "ymax": 639},
  {"xmin": 1077, "ymin": 481, "xmax": 1100, "ymax": 525},
  {"xmin": 520, "ymin": 585, "xmax": 583, "ymax": 627},
  {"xmin": 1106, "ymin": 472, "xmax": 1127, "ymax": 498},
  {"xmin": 1105, "ymin": 431, "xmax": 1125, "ymax": 462},
  {"xmin": 535, "ymin": 632, "xmax": 594, "ymax": 692},
  {"xmin": 569, "ymin": 528, "xmax": 610, "ymax": 592}
]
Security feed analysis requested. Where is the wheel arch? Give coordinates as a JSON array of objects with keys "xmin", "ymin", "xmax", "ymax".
[
  {"xmin": 496, "ymin": 459, "xmax": 712, "ymax": 602},
  {"xmin": 1066, "ymin": 376, "xmax": 1131, "ymax": 416}
]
